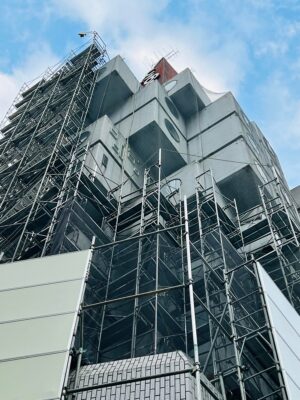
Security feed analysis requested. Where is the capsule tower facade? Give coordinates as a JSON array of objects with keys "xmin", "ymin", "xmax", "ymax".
[{"xmin": 0, "ymin": 35, "xmax": 299, "ymax": 400}]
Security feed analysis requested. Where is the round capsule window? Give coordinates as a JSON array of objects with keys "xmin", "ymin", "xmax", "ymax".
[
  {"xmin": 164, "ymin": 80, "xmax": 177, "ymax": 91},
  {"xmin": 165, "ymin": 119, "xmax": 180, "ymax": 143},
  {"xmin": 165, "ymin": 97, "xmax": 179, "ymax": 119}
]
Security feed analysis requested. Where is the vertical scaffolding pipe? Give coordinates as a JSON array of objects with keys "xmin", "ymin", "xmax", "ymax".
[
  {"xmin": 233, "ymin": 198, "xmax": 246, "ymax": 257},
  {"xmin": 210, "ymin": 170, "xmax": 247, "ymax": 400},
  {"xmin": 258, "ymin": 185, "xmax": 293, "ymax": 305},
  {"xmin": 97, "ymin": 138, "xmax": 129, "ymax": 361},
  {"xmin": 276, "ymin": 183, "xmax": 299, "ymax": 247},
  {"xmin": 131, "ymin": 167, "xmax": 148, "ymax": 357},
  {"xmin": 154, "ymin": 148, "xmax": 161, "ymax": 354},
  {"xmin": 218, "ymin": 373, "xmax": 227, "ymax": 400},
  {"xmin": 41, "ymin": 151, "xmax": 77, "ymax": 256},
  {"xmin": 12, "ymin": 43, "xmax": 96, "ymax": 261},
  {"xmin": 179, "ymin": 186, "xmax": 188, "ymax": 354},
  {"xmin": 272, "ymin": 165, "xmax": 300, "ymax": 232},
  {"xmin": 73, "ymin": 315, "xmax": 84, "ymax": 396},
  {"xmin": 183, "ymin": 195, "xmax": 202, "ymax": 400},
  {"xmin": 71, "ymin": 240, "xmax": 94, "ymax": 397},
  {"xmin": 0, "ymin": 77, "xmax": 45, "ymax": 159},
  {"xmin": 0, "ymin": 70, "xmax": 64, "ymax": 210},
  {"xmin": 196, "ymin": 187, "xmax": 218, "ymax": 378}
]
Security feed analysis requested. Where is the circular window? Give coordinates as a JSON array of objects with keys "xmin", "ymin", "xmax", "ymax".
[
  {"xmin": 165, "ymin": 97, "xmax": 179, "ymax": 119},
  {"xmin": 164, "ymin": 80, "xmax": 177, "ymax": 91},
  {"xmin": 165, "ymin": 119, "xmax": 180, "ymax": 143}
]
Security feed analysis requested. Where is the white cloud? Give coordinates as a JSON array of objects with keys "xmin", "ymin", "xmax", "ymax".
[
  {"xmin": 256, "ymin": 40, "xmax": 288, "ymax": 57},
  {"xmin": 1, "ymin": 0, "xmax": 299, "ymax": 186},
  {"xmin": 258, "ymin": 74, "xmax": 300, "ymax": 145},
  {"xmin": 0, "ymin": 73, "xmax": 19, "ymax": 123},
  {"xmin": 256, "ymin": 73, "xmax": 300, "ymax": 187},
  {"xmin": 51, "ymin": 0, "xmax": 250, "ymax": 94}
]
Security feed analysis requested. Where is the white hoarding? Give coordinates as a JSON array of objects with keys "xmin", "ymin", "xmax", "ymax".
[
  {"xmin": 0, "ymin": 250, "xmax": 91, "ymax": 400},
  {"xmin": 257, "ymin": 263, "xmax": 300, "ymax": 400}
]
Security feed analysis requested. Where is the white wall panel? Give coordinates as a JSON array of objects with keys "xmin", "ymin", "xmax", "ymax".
[
  {"xmin": 0, "ymin": 250, "xmax": 91, "ymax": 400},
  {"xmin": 0, "ymin": 352, "xmax": 68, "ymax": 400},
  {"xmin": 0, "ymin": 279, "xmax": 84, "ymax": 322},
  {"xmin": 0, "ymin": 250, "xmax": 89, "ymax": 290},
  {"xmin": 257, "ymin": 263, "xmax": 300, "ymax": 400}
]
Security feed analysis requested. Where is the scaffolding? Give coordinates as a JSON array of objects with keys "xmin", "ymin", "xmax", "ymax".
[
  {"xmin": 1, "ymin": 39, "xmax": 299, "ymax": 399},
  {"xmin": 239, "ymin": 172, "xmax": 300, "ymax": 313},
  {"xmin": 0, "ymin": 34, "xmax": 110, "ymax": 262},
  {"xmin": 64, "ymin": 154, "xmax": 294, "ymax": 399}
]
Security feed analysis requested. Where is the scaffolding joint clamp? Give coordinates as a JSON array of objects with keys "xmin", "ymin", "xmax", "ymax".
[{"xmin": 191, "ymin": 362, "xmax": 200, "ymax": 376}]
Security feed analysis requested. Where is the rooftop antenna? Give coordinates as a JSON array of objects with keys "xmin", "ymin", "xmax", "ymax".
[
  {"xmin": 150, "ymin": 48, "xmax": 179, "ymax": 69},
  {"xmin": 164, "ymin": 49, "xmax": 179, "ymax": 61}
]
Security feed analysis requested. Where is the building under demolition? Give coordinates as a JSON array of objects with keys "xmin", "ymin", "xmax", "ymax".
[{"xmin": 0, "ymin": 34, "xmax": 299, "ymax": 400}]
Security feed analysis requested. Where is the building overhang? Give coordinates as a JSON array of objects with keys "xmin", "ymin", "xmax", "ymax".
[{"xmin": 165, "ymin": 68, "xmax": 211, "ymax": 119}]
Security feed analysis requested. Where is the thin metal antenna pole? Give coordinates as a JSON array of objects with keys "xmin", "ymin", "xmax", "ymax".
[
  {"xmin": 183, "ymin": 195, "xmax": 202, "ymax": 400},
  {"xmin": 154, "ymin": 148, "xmax": 161, "ymax": 354}
]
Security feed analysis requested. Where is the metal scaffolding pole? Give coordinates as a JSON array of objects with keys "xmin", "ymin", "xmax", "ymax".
[
  {"xmin": 196, "ymin": 186, "xmax": 219, "ymax": 381},
  {"xmin": 259, "ymin": 185, "xmax": 294, "ymax": 305},
  {"xmin": 96, "ymin": 135, "xmax": 130, "ymax": 361},
  {"xmin": 131, "ymin": 167, "xmax": 148, "ymax": 357},
  {"xmin": 184, "ymin": 195, "xmax": 202, "ymax": 400},
  {"xmin": 209, "ymin": 171, "xmax": 247, "ymax": 400},
  {"xmin": 9, "ymin": 42, "xmax": 101, "ymax": 261},
  {"xmin": 154, "ymin": 148, "xmax": 162, "ymax": 354}
]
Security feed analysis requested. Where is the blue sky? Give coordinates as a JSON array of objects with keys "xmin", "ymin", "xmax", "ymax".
[{"xmin": 1, "ymin": 0, "xmax": 300, "ymax": 187}]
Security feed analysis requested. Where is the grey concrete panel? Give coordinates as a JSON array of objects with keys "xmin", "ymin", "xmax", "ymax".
[
  {"xmin": 166, "ymin": 68, "xmax": 211, "ymax": 118},
  {"xmin": 187, "ymin": 113, "xmax": 244, "ymax": 159},
  {"xmin": 109, "ymin": 80, "xmax": 186, "ymax": 137},
  {"xmin": 186, "ymin": 92, "xmax": 237, "ymax": 139},
  {"xmin": 89, "ymin": 56, "xmax": 139, "ymax": 121},
  {"xmin": 96, "ymin": 55, "xmax": 139, "ymax": 93},
  {"xmin": 83, "ymin": 115, "xmax": 143, "ymax": 196},
  {"xmin": 119, "ymin": 99, "xmax": 187, "ymax": 176}
]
